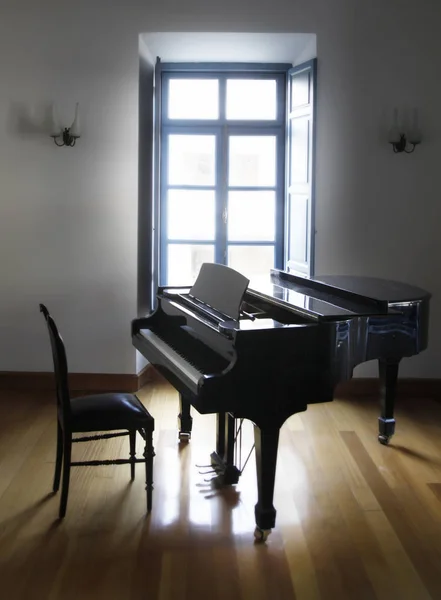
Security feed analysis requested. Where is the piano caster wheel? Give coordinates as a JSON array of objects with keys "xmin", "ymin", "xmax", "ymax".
[
  {"xmin": 179, "ymin": 432, "xmax": 191, "ymax": 442},
  {"xmin": 378, "ymin": 434, "xmax": 391, "ymax": 445},
  {"xmin": 254, "ymin": 527, "xmax": 271, "ymax": 543}
]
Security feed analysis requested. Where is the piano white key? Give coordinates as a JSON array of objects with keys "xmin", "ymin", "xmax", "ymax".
[{"xmin": 139, "ymin": 329, "xmax": 202, "ymax": 392}]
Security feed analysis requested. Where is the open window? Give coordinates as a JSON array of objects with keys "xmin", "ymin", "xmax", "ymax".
[
  {"xmin": 138, "ymin": 40, "xmax": 316, "ymax": 310},
  {"xmin": 156, "ymin": 63, "xmax": 290, "ymax": 287}
]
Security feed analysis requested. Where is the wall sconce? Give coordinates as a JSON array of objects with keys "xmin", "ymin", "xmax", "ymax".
[
  {"xmin": 388, "ymin": 108, "xmax": 422, "ymax": 154},
  {"xmin": 50, "ymin": 103, "xmax": 81, "ymax": 147}
]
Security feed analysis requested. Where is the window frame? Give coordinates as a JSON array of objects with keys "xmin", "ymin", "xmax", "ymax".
[{"xmin": 158, "ymin": 62, "xmax": 291, "ymax": 286}]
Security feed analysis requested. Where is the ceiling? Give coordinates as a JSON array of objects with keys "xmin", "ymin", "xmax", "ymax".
[{"xmin": 140, "ymin": 32, "xmax": 316, "ymax": 65}]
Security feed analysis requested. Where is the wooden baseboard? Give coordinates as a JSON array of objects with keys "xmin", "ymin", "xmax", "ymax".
[
  {"xmin": 145, "ymin": 368, "xmax": 441, "ymax": 400},
  {"xmin": 1, "ymin": 367, "xmax": 440, "ymax": 400},
  {"xmin": 0, "ymin": 364, "xmax": 156, "ymax": 394},
  {"xmin": 335, "ymin": 378, "xmax": 441, "ymax": 400},
  {"xmin": 137, "ymin": 364, "xmax": 156, "ymax": 389}
]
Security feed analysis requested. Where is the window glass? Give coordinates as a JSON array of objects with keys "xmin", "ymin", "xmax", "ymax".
[
  {"xmin": 229, "ymin": 136, "xmax": 276, "ymax": 187},
  {"xmin": 228, "ymin": 191, "xmax": 275, "ymax": 241},
  {"xmin": 227, "ymin": 246, "xmax": 274, "ymax": 280},
  {"xmin": 168, "ymin": 190, "xmax": 215, "ymax": 240},
  {"xmin": 169, "ymin": 79, "xmax": 219, "ymax": 119},
  {"xmin": 226, "ymin": 79, "xmax": 276, "ymax": 120},
  {"xmin": 167, "ymin": 244, "xmax": 215, "ymax": 286},
  {"xmin": 168, "ymin": 135, "xmax": 216, "ymax": 186}
]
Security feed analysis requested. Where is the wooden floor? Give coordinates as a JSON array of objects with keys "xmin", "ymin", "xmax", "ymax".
[{"xmin": 1, "ymin": 382, "xmax": 441, "ymax": 599}]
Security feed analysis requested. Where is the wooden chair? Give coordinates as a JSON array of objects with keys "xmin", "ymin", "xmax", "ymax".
[{"xmin": 39, "ymin": 304, "xmax": 154, "ymax": 518}]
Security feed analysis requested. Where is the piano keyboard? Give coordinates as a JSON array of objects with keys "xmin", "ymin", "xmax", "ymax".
[
  {"xmin": 140, "ymin": 329, "xmax": 202, "ymax": 392},
  {"xmin": 138, "ymin": 326, "xmax": 231, "ymax": 395}
]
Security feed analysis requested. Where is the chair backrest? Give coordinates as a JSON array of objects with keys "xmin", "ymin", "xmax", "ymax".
[{"xmin": 39, "ymin": 304, "xmax": 71, "ymax": 422}]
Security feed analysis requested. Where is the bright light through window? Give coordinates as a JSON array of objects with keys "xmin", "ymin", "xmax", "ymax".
[
  {"xmin": 226, "ymin": 79, "xmax": 277, "ymax": 120},
  {"xmin": 161, "ymin": 70, "xmax": 285, "ymax": 286},
  {"xmin": 168, "ymin": 190, "xmax": 215, "ymax": 241},
  {"xmin": 229, "ymin": 136, "xmax": 276, "ymax": 187},
  {"xmin": 169, "ymin": 79, "xmax": 219, "ymax": 119},
  {"xmin": 168, "ymin": 135, "xmax": 216, "ymax": 186}
]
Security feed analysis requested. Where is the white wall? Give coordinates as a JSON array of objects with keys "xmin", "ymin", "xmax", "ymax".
[
  {"xmin": 0, "ymin": 5, "xmax": 139, "ymax": 374},
  {"xmin": 0, "ymin": 0, "xmax": 440, "ymax": 377}
]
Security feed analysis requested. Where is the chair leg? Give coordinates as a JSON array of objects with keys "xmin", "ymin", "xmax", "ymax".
[
  {"xmin": 53, "ymin": 421, "xmax": 63, "ymax": 493},
  {"xmin": 129, "ymin": 430, "xmax": 136, "ymax": 481},
  {"xmin": 144, "ymin": 428, "xmax": 154, "ymax": 513},
  {"xmin": 59, "ymin": 433, "xmax": 72, "ymax": 519}
]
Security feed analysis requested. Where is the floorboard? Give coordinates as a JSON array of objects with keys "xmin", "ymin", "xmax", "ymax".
[{"xmin": 0, "ymin": 383, "xmax": 440, "ymax": 599}]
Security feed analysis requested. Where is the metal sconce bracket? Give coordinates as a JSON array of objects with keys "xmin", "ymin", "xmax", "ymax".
[
  {"xmin": 51, "ymin": 127, "xmax": 78, "ymax": 148},
  {"xmin": 388, "ymin": 108, "xmax": 422, "ymax": 154},
  {"xmin": 50, "ymin": 102, "xmax": 80, "ymax": 148},
  {"xmin": 390, "ymin": 134, "xmax": 421, "ymax": 154}
]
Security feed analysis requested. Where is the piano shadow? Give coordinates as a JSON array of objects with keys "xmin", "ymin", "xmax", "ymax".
[
  {"xmin": 389, "ymin": 444, "xmax": 441, "ymax": 467},
  {"xmin": 196, "ymin": 479, "xmax": 242, "ymax": 505}
]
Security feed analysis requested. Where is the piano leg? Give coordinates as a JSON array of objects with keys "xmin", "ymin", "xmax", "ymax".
[
  {"xmin": 178, "ymin": 394, "xmax": 193, "ymax": 442},
  {"xmin": 210, "ymin": 413, "xmax": 241, "ymax": 485},
  {"xmin": 253, "ymin": 426, "xmax": 280, "ymax": 542},
  {"xmin": 215, "ymin": 412, "xmax": 227, "ymax": 458},
  {"xmin": 378, "ymin": 358, "xmax": 400, "ymax": 445}
]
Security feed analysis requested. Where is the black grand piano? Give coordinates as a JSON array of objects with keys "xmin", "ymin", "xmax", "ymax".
[{"xmin": 132, "ymin": 263, "xmax": 430, "ymax": 541}]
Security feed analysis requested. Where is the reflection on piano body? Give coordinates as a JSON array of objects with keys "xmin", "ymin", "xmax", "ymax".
[{"xmin": 132, "ymin": 264, "xmax": 431, "ymax": 541}]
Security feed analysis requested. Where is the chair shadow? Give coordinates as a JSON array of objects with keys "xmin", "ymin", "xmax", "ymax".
[
  {"xmin": 0, "ymin": 492, "xmax": 55, "ymax": 532},
  {"xmin": 0, "ymin": 506, "xmax": 69, "ymax": 600},
  {"xmin": 67, "ymin": 479, "xmax": 139, "ymax": 534}
]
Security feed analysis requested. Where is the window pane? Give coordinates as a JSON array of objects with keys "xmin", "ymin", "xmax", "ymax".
[
  {"xmin": 169, "ymin": 79, "xmax": 219, "ymax": 120},
  {"xmin": 167, "ymin": 245, "xmax": 214, "ymax": 286},
  {"xmin": 226, "ymin": 79, "xmax": 277, "ymax": 120},
  {"xmin": 168, "ymin": 135, "xmax": 215, "ymax": 186},
  {"xmin": 229, "ymin": 136, "xmax": 276, "ymax": 187},
  {"xmin": 168, "ymin": 190, "xmax": 215, "ymax": 240},
  {"xmin": 228, "ymin": 191, "xmax": 275, "ymax": 241},
  {"xmin": 228, "ymin": 245, "xmax": 274, "ymax": 280}
]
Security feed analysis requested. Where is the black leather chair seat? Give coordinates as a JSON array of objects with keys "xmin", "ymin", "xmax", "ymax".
[{"xmin": 71, "ymin": 393, "xmax": 153, "ymax": 432}]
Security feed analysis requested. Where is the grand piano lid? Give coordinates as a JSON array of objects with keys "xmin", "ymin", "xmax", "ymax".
[
  {"xmin": 305, "ymin": 274, "xmax": 431, "ymax": 304},
  {"xmin": 247, "ymin": 270, "xmax": 430, "ymax": 321},
  {"xmin": 247, "ymin": 277, "xmax": 384, "ymax": 320},
  {"xmin": 246, "ymin": 270, "xmax": 431, "ymax": 322},
  {"xmin": 268, "ymin": 270, "xmax": 431, "ymax": 304}
]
